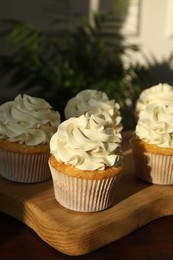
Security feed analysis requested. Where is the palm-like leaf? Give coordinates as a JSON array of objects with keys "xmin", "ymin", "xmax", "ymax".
[{"xmin": 0, "ymin": 9, "xmax": 151, "ymax": 129}]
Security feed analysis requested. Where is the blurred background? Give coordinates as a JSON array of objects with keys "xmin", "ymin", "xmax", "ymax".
[{"xmin": 0, "ymin": 0, "xmax": 173, "ymax": 129}]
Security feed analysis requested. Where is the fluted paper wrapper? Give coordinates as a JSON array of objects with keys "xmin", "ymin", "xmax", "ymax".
[
  {"xmin": 0, "ymin": 149, "xmax": 51, "ymax": 183},
  {"xmin": 49, "ymin": 162, "xmax": 122, "ymax": 212},
  {"xmin": 132, "ymin": 145, "xmax": 173, "ymax": 184}
]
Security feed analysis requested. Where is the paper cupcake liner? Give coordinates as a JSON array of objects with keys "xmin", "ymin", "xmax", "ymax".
[
  {"xmin": 49, "ymin": 162, "xmax": 122, "ymax": 212},
  {"xmin": 0, "ymin": 149, "xmax": 51, "ymax": 183},
  {"xmin": 132, "ymin": 145, "xmax": 173, "ymax": 184}
]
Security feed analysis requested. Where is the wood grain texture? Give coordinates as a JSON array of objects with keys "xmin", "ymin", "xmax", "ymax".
[{"xmin": 0, "ymin": 131, "xmax": 173, "ymax": 256}]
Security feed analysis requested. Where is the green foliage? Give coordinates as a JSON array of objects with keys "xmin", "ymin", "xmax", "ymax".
[{"xmin": 0, "ymin": 8, "xmax": 151, "ymax": 130}]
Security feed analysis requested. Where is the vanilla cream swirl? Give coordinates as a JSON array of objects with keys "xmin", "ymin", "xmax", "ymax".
[
  {"xmin": 64, "ymin": 89, "xmax": 122, "ymax": 131},
  {"xmin": 136, "ymin": 103, "xmax": 173, "ymax": 148},
  {"xmin": 50, "ymin": 113, "xmax": 123, "ymax": 171},
  {"xmin": 136, "ymin": 83, "xmax": 173, "ymax": 114},
  {"xmin": 0, "ymin": 94, "xmax": 61, "ymax": 145}
]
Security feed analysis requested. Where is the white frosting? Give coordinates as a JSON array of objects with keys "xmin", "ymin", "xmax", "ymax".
[
  {"xmin": 64, "ymin": 89, "xmax": 122, "ymax": 131},
  {"xmin": 0, "ymin": 94, "xmax": 61, "ymax": 145},
  {"xmin": 136, "ymin": 103, "xmax": 173, "ymax": 148},
  {"xmin": 50, "ymin": 113, "xmax": 123, "ymax": 171},
  {"xmin": 136, "ymin": 83, "xmax": 173, "ymax": 113}
]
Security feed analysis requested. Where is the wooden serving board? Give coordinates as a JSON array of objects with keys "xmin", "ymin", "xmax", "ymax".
[{"xmin": 0, "ymin": 131, "xmax": 173, "ymax": 256}]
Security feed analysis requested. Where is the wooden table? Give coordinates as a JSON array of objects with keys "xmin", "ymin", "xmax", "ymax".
[{"xmin": 1, "ymin": 212, "xmax": 173, "ymax": 259}]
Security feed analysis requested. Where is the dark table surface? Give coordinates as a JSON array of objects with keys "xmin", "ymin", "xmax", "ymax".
[{"xmin": 1, "ymin": 211, "xmax": 173, "ymax": 260}]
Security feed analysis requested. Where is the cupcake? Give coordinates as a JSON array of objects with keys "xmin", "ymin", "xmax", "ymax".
[
  {"xmin": 135, "ymin": 83, "xmax": 173, "ymax": 119},
  {"xmin": 64, "ymin": 89, "xmax": 122, "ymax": 132},
  {"xmin": 0, "ymin": 94, "xmax": 60, "ymax": 183},
  {"xmin": 131, "ymin": 103, "xmax": 173, "ymax": 184},
  {"xmin": 49, "ymin": 113, "xmax": 123, "ymax": 212}
]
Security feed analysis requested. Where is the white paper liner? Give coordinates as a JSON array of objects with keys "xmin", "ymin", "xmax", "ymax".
[
  {"xmin": 131, "ymin": 145, "xmax": 173, "ymax": 184},
  {"xmin": 49, "ymin": 162, "xmax": 122, "ymax": 212},
  {"xmin": 0, "ymin": 149, "xmax": 51, "ymax": 183}
]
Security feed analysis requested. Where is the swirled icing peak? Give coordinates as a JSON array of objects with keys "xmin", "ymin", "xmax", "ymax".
[
  {"xmin": 50, "ymin": 113, "xmax": 123, "ymax": 171},
  {"xmin": 136, "ymin": 83, "xmax": 173, "ymax": 114},
  {"xmin": 64, "ymin": 89, "xmax": 122, "ymax": 131},
  {"xmin": 0, "ymin": 94, "xmax": 61, "ymax": 145},
  {"xmin": 135, "ymin": 103, "xmax": 173, "ymax": 148}
]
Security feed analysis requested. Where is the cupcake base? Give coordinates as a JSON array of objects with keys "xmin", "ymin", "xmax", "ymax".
[
  {"xmin": 131, "ymin": 138, "xmax": 173, "ymax": 185},
  {"xmin": 49, "ymin": 156, "xmax": 123, "ymax": 212},
  {"xmin": 0, "ymin": 141, "xmax": 51, "ymax": 183}
]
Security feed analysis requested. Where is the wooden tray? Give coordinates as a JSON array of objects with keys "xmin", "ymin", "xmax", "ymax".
[{"xmin": 0, "ymin": 131, "xmax": 173, "ymax": 256}]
